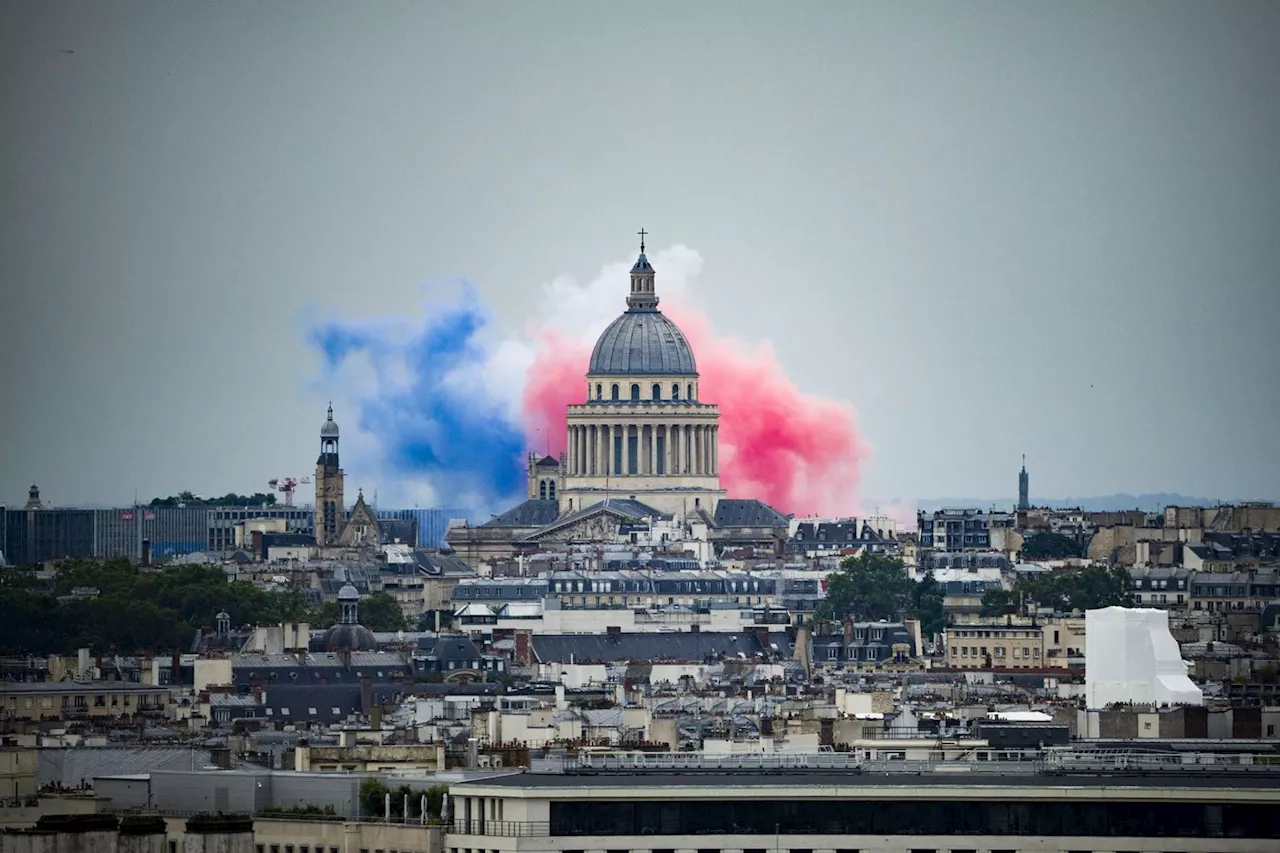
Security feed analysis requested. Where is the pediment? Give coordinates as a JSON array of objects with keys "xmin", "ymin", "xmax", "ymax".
[{"xmin": 524, "ymin": 507, "xmax": 631, "ymax": 543}]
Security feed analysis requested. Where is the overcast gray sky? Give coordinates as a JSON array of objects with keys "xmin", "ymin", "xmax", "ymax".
[{"xmin": 2, "ymin": 1, "xmax": 1278, "ymax": 509}]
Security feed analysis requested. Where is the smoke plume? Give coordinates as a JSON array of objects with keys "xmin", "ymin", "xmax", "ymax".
[{"xmin": 306, "ymin": 247, "xmax": 870, "ymax": 517}]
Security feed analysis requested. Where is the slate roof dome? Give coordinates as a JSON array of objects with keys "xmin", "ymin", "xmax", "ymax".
[
  {"xmin": 321, "ymin": 623, "xmax": 378, "ymax": 652},
  {"xmin": 588, "ymin": 310, "xmax": 697, "ymax": 376},
  {"xmin": 321, "ymin": 403, "xmax": 340, "ymax": 438},
  {"xmin": 322, "ymin": 583, "xmax": 377, "ymax": 651}
]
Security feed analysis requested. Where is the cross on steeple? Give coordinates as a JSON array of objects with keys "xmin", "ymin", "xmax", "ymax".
[{"xmin": 637, "ymin": 228, "xmax": 648, "ymax": 252}]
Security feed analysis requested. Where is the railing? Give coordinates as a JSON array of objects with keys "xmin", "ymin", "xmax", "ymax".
[
  {"xmin": 533, "ymin": 749, "xmax": 1280, "ymax": 777},
  {"xmin": 577, "ymin": 751, "xmax": 859, "ymax": 771},
  {"xmin": 450, "ymin": 820, "xmax": 549, "ymax": 837}
]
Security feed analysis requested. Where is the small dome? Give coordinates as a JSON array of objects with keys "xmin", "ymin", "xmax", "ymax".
[
  {"xmin": 588, "ymin": 310, "xmax": 697, "ymax": 376},
  {"xmin": 215, "ymin": 611, "xmax": 230, "ymax": 620},
  {"xmin": 321, "ymin": 403, "xmax": 340, "ymax": 437},
  {"xmin": 321, "ymin": 623, "xmax": 378, "ymax": 652},
  {"xmin": 337, "ymin": 583, "xmax": 360, "ymax": 601}
]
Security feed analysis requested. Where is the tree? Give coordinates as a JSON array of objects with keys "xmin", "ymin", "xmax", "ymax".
[
  {"xmin": 815, "ymin": 553, "xmax": 917, "ymax": 623},
  {"xmin": 0, "ymin": 558, "xmax": 325, "ymax": 655},
  {"xmin": 357, "ymin": 593, "xmax": 410, "ymax": 631},
  {"xmin": 914, "ymin": 571, "xmax": 946, "ymax": 638},
  {"xmin": 1020, "ymin": 531, "xmax": 1084, "ymax": 560},
  {"xmin": 980, "ymin": 587, "xmax": 1016, "ymax": 617},
  {"xmin": 989, "ymin": 565, "xmax": 1134, "ymax": 617},
  {"xmin": 359, "ymin": 778, "xmax": 388, "ymax": 817}
]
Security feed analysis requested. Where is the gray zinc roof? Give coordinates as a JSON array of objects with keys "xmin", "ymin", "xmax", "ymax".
[
  {"xmin": 532, "ymin": 631, "xmax": 790, "ymax": 664},
  {"xmin": 588, "ymin": 310, "xmax": 697, "ymax": 376}
]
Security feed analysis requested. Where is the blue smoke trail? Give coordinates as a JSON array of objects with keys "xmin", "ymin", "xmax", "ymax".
[{"xmin": 306, "ymin": 285, "xmax": 526, "ymax": 512}]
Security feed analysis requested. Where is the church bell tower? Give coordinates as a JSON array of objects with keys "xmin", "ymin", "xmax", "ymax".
[{"xmin": 315, "ymin": 403, "xmax": 345, "ymax": 546}]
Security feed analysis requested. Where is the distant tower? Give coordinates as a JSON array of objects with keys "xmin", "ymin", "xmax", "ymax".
[
  {"xmin": 23, "ymin": 484, "xmax": 43, "ymax": 511},
  {"xmin": 315, "ymin": 403, "xmax": 345, "ymax": 546},
  {"xmin": 1018, "ymin": 455, "xmax": 1030, "ymax": 510}
]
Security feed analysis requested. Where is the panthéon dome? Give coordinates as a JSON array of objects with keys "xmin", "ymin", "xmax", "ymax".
[{"xmin": 587, "ymin": 245, "xmax": 697, "ymax": 377}]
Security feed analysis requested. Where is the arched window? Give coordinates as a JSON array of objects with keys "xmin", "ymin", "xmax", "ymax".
[
  {"xmin": 548, "ymin": 481, "xmax": 556, "ymax": 499},
  {"xmin": 687, "ymin": 383, "xmax": 694, "ymax": 400},
  {"xmin": 611, "ymin": 384, "xmax": 619, "ymax": 401},
  {"xmin": 672, "ymin": 383, "xmax": 680, "ymax": 400},
  {"xmin": 596, "ymin": 383, "xmax": 602, "ymax": 400},
  {"xmin": 539, "ymin": 481, "xmax": 547, "ymax": 500},
  {"xmin": 630, "ymin": 384, "xmax": 640, "ymax": 401},
  {"xmin": 652, "ymin": 383, "xmax": 661, "ymax": 400}
]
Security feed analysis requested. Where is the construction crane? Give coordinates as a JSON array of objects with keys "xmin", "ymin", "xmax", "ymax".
[{"xmin": 268, "ymin": 476, "xmax": 310, "ymax": 507}]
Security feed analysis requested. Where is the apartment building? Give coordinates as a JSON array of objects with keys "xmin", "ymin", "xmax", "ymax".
[
  {"xmin": 0, "ymin": 682, "xmax": 169, "ymax": 723},
  {"xmin": 945, "ymin": 619, "xmax": 1044, "ymax": 669}
]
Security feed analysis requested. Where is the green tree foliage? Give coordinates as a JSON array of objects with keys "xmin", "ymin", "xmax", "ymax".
[
  {"xmin": 980, "ymin": 587, "xmax": 1016, "ymax": 617},
  {"xmin": 814, "ymin": 553, "xmax": 918, "ymax": 624},
  {"xmin": 980, "ymin": 565, "xmax": 1134, "ymax": 618},
  {"xmin": 0, "ymin": 558, "xmax": 409, "ymax": 655},
  {"xmin": 1020, "ymin": 532, "xmax": 1084, "ymax": 560},
  {"xmin": 357, "ymin": 779, "xmax": 447, "ymax": 819},
  {"xmin": 148, "ymin": 491, "xmax": 276, "ymax": 507},
  {"xmin": 913, "ymin": 571, "xmax": 947, "ymax": 638},
  {"xmin": 313, "ymin": 592, "xmax": 407, "ymax": 632}
]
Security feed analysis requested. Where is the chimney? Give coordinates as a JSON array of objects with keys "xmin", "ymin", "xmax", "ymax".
[
  {"xmin": 118, "ymin": 815, "xmax": 168, "ymax": 853},
  {"xmin": 360, "ymin": 675, "xmax": 373, "ymax": 715},
  {"xmin": 182, "ymin": 815, "xmax": 255, "ymax": 853},
  {"xmin": 252, "ymin": 530, "xmax": 265, "ymax": 561},
  {"xmin": 514, "ymin": 631, "xmax": 532, "ymax": 666},
  {"xmin": 843, "ymin": 615, "xmax": 854, "ymax": 648},
  {"xmin": 36, "ymin": 815, "xmax": 121, "ymax": 853}
]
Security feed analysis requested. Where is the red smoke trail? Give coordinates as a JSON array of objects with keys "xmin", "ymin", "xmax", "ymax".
[
  {"xmin": 521, "ymin": 329, "xmax": 587, "ymax": 459},
  {"xmin": 666, "ymin": 303, "xmax": 868, "ymax": 517},
  {"xmin": 519, "ymin": 305, "xmax": 869, "ymax": 516}
]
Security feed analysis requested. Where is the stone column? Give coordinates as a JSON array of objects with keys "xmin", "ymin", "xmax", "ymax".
[
  {"xmin": 649, "ymin": 425, "xmax": 658, "ymax": 475},
  {"xmin": 711, "ymin": 426, "xmax": 718, "ymax": 475},
  {"xmin": 690, "ymin": 425, "xmax": 699, "ymax": 475},
  {"xmin": 620, "ymin": 423, "xmax": 629, "ymax": 476},
  {"xmin": 568, "ymin": 427, "xmax": 576, "ymax": 475}
]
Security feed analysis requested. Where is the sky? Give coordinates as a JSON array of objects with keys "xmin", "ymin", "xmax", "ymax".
[{"xmin": 2, "ymin": 1, "xmax": 1278, "ymax": 512}]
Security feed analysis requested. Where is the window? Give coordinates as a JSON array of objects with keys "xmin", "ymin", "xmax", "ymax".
[
  {"xmin": 652, "ymin": 383, "xmax": 661, "ymax": 399},
  {"xmin": 630, "ymin": 383, "xmax": 640, "ymax": 401},
  {"xmin": 672, "ymin": 383, "xmax": 680, "ymax": 399},
  {"xmin": 596, "ymin": 383, "xmax": 602, "ymax": 399},
  {"xmin": 611, "ymin": 384, "xmax": 619, "ymax": 400}
]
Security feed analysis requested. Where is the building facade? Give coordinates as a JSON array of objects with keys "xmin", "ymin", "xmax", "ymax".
[{"xmin": 557, "ymin": 237, "xmax": 725, "ymax": 518}]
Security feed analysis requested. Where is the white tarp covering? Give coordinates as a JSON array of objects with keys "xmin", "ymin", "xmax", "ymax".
[{"xmin": 1085, "ymin": 606, "xmax": 1203, "ymax": 708}]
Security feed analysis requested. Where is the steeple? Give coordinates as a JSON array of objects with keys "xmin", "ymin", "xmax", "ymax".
[
  {"xmin": 1018, "ymin": 454, "xmax": 1030, "ymax": 510},
  {"xmin": 626, "ymin": 228, "xmax": 658, "ymax": 310}
]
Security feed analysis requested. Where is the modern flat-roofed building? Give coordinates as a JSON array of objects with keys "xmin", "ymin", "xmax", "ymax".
[{"xmin": 446, "ymin": 756, "xmax": 1280, "ymax": 853}]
